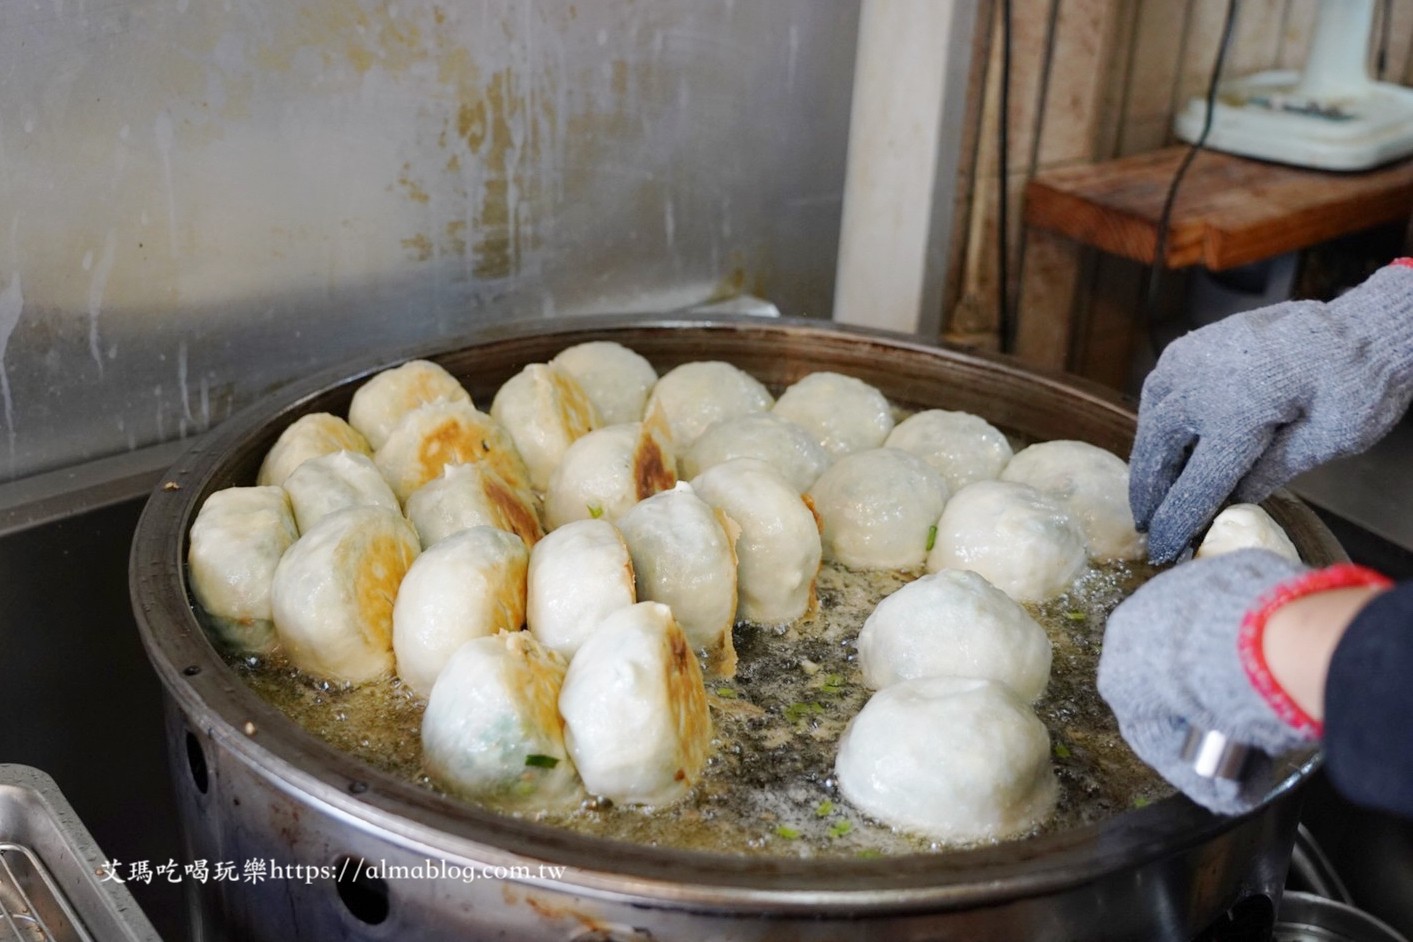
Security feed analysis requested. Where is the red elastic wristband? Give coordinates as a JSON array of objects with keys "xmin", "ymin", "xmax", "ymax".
[
  {"xmin": 1237, "ymin": 563, "xmax": 1393, "ymax": 738},
  {"xmin": 1392, "ymin": 257, "xmax": 1413, "ymax": 270}
]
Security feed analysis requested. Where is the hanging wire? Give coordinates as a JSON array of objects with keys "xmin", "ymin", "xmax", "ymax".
[
  {"xmin": 1141, "ymin": 0, "xmax": 1241, "ymax": 356},
  {"xmin": 1378, "ymin": 0, "xmax": 1393, "ymax": 80},
  {"xmin": 997, "ymin": 0, "xmax": 1015, "ymax": 352},
  {"xmin": 1010, "ymin": 0, "xmax": 1062, "ymax": 357}
]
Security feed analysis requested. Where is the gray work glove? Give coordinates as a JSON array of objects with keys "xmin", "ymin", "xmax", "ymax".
[
  {"xmin": 1131, "ymin": 262, "xmax": 1413, "ymax": 564},
  {"xmin": 1097, "ymin": 549, "xmax": 1317, "ymax": 815}
]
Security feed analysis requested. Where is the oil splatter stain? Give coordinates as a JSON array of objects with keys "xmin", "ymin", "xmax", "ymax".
[{"xmin": 402, "ymin": 234, "xmax": 433, "ymax": 261}]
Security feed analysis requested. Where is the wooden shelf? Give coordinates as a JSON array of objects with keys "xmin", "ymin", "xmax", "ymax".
[{"xmin": 1023, "ymin": 146, "xmax": 1413, "ymax": 271}]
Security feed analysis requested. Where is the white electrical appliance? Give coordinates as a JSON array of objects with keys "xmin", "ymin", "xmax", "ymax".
[{"xmin": 1174, "ymin": 0, "xmax": 1413, "ymax": 171}]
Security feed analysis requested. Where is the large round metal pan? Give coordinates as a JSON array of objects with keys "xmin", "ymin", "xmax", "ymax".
[{"xmin": 130, "ymin": 314, "xmax": 1333, "ymax": 941}]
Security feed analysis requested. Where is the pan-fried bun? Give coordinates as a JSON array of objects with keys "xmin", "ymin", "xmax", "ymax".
[
  {"xmin": 681, "ymin": 411, "xmax": 832, "ymax": 493},
  {"xmin": 349, "ymin": 359, "xmax": 471, "ymax": 451},
  {"xmin": 490, "ymin": 364, "xmax": 600, "ymax": 492},
  {"xmin": 836, "ymin": 677, "xmax": 1057, "ymax": 843},
  {"xmin": 543, "ymin": 409, "xmax": 675, "ymax": 530},
  {"xmin": 283, "ymin": 450, "xmax": 400, "ymax": 534},
  {"xmin": 188, "ymin": 485, "xmax": 299, "ymax": 654},
  {"xmin": 885, "ymin": 409, "xmax": 1013, "ymax": 493},
  {"xmin": 1195, "ymin": 503, "xmax": 1299, "ymax": 561},
  {"xmin": 404, "ymin": 462, "xmax": 543, "ymax": 549},
  {"xmin": 857, "ymin": 569, "xmax": 1051, "ymax": 702},
  {"xmin": 374, "ymin": 400, "xmax": 531, "ymax": 503},
  {"xmin": 526, "ymin": 518, "xmax": 636, "ymax": 659},
  {"xmin": 257, "ymin": 413, "xmax": 371, "ymax": 487},
  {"xmin": 270, "ymin": 506, "xmax": 420, "ymax": 684},
  {"xmin": 927, "ymin": 480, "xmax": 1086, "ymax": 602},
  {"xmin": 616, "ymin": 483, "xmax": 740, "ymax": 676},
  {"xmin": 691, "ymin": 458, "xmax": 821, "ymax": 626},
  {"xmin": 1001, "ymin": 440, "xmax": 1145, "ymax": 562},
  {"xmin": 550, "ymin": 341, "xmax": 658, "ymax": 426},
  {"xmin": 807, "ymin": 448, "xmax": 950, "ymax": 570},
  {"xmin": 391, "ymin": 526, "xmax": 528, "ymax": 698},
  {"xmin": 645, "ymin": 361, "xmax": 773, "ymax": 450},
  {"xmin": 558, "ymin": 602, "xmax": 711, "ymax": 807},
  {"xmin": 772, "ymin": 371, "xmax": 893, "ymax": 459},
  {"xmin": 422, "ymin": 631, "xmax": 581, "ymax": 811}
]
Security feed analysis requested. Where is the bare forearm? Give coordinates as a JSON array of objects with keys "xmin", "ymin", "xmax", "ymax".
[{"xmin": 1262, "ymin": 585, "xmax": 1388, "ymax": 723}]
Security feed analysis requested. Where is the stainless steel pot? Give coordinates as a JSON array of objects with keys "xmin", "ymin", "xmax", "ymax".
[{"xmin": 130, "ymin": 315, "xmax": 1337, "ymax": 941}]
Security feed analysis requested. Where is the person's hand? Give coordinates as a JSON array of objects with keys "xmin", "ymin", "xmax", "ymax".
[
  {"xmin": 1097, "ymin": 549, "xmax": 1387, "ymax": 815},
  {"xmin": 1130, "ymin": 262, "xmax": 1413, "ymax": 564}
]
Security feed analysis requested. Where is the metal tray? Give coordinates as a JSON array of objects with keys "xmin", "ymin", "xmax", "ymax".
[{"xmin": 0, "ymin": 766, "xmax": 160, "ymax": 941}]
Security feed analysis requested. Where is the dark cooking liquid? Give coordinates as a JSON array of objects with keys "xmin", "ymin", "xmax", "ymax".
[{"xmin": 230, "ymin": 556, "xmax": 1173, "ymax": 859}]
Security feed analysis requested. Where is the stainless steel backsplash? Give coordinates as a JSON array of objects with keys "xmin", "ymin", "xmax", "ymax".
[{"xmin": 0, "ymin": 0, "xmax": 859, "ymax": 481}]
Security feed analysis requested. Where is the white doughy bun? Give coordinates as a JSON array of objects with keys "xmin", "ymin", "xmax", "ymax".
[
  {"xmin": 282, "ymin": 450, "xmax": 400, "ymax": 534},
  {"xmin": 927, "ymin": 481, "xmax": 1087, "ymax": 602},
  {"xmin": 885, "ymin": 409, "xmax": 1014, "ymax": 493},
  {"xmin": 644, "ymin": 361, "xmax": 774, "ymax": 449},
  {"xmin": 835, "ymin": 677, "xmax": 1058, "ymax": 843},
  {"xmin": 422, "ymin": 632, "xmax": 580, "ymax": 811},
  {"xmin": 807, "ymin": 448, "xmax": 951, "ymax": 570},
  {"xmin": 558, "ymin": 602, "xmax": 711, "ymax": 807},
  {"xmin": 271, "ymin": 506, "xmax": 420, "ymax": 684},
  {"xmin": 404, "ymin": 462, "xmax": 543, "ymax": 549},
  {"xmin": 1196, "ymin": 503, "xmax": 1300, "ymax": 562},
  {"xmin": 188, "ymin": 485, "xmax": 299, "ymax": 654},
  {"xmin": 375, "ymin": 400, "xmax": 531, "ymax": 502},
  {"xmin": 681, "ymin": 411, "xmax": 832, "ymax": 493},
  {"xmin": 490, "ymin": 364, "xmax": 600, "ymax": 492},
  {"xmin": 257, "ymin": 413, "xmax": 371, "ymax": 487},
  {"xmin": 526, "ymin": 518, "xmax": 637, "ymax": 658},
  {"xmin": 550, "ymin": 341, "xmax": 658, "ymax": 426},
  {"xmin": 616, "ymin": 483, "xmax": 740, "ymax": 675},
  {"xmin": 857, "ymin": 569, "xmax": 1051, "ymax": 701},
  {"xmin": 348, "ymin": 359, "xmax": 471, "ymax": 450},
  {"xmin": 1000, "ymin": 440, "xmax": 1145, "ymax": 561},
  {"xmin": 691, "ymin": 458, "xmax": 823, "ymax": 625},
  {"xmin": 772, "ymin": 371, "xmax": 894, "ymax": 459},
  {"xmin": 391, "ymin": 526, "xmax": 528, "ymax": 697},
  {"xmin": 543, "ymin": 418, "xmax": 676, "ymax": 530}
]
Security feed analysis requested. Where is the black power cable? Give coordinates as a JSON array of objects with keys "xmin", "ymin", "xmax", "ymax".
[
  {"xmin": 997, "ymin": 0, "xmax": 1014, "ymax": 353},
  {"xmin": 1012, "ymin": 0, "xmax": 1063, "ymax": 326},
  {"xmin": 1142, "ymin": 0, "xmax": 1241, "ymax": 357},
  {"xmin": 1378, "ymin": 0, "xmax": 1393, "ymax": 80}
]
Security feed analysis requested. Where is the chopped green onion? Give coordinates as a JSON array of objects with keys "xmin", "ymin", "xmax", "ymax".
[
  {"xmin": 925, "ymin": 524, "xmax": 938, "ymax": 552},
  {"xmin": 820, "ymin": 673, "xmax": 845, "ymax": 695},
  {"xmin": 525, "ymin": 754, "xmax": 560, "ymax": 769},
  {"xmin": 785, "ymin": 701, "xmax": 825, "ymax": 724},
  {"xmin": 775, "ymin": 825, "xmax": 801, "ymax": 840},
  {"xmin": 1064, "ymin": 610, "xmax": 1087, "ymax": 622},
  {"xmin": 1132, "ymin": 795, "xmax": 1151, "ymax": 809},
  {"xmin": 856, "ymin": 849, "xmax": 883, "ymax": 860},
  {"xmin": 714, "ymin": 686, "xmax": 738, "ymax": 699},
  {"xmin": 828, "ymin": 820, "xmax": 853, "ymax": 838},
  {"xmin": 1053, "ymin": 743, "xmax": 1071, "ymax": 759},
  {"xmin": 814, "ymin": 800, "xmax": 834, "ymax": 817},
  {"xmin": 587, "ymin": 504, "xmax": 605, "ymax": 519}
]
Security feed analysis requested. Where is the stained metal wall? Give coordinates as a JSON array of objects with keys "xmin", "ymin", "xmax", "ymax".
[{"xmin": 0, "ymin": 0, "xmax": 859, "ymax": 482}]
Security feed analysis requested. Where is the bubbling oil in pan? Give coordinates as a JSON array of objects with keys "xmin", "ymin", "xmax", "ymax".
[{"xmin": 230, "ymin": 552, "xmax": 1173, "ymax": 859}]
